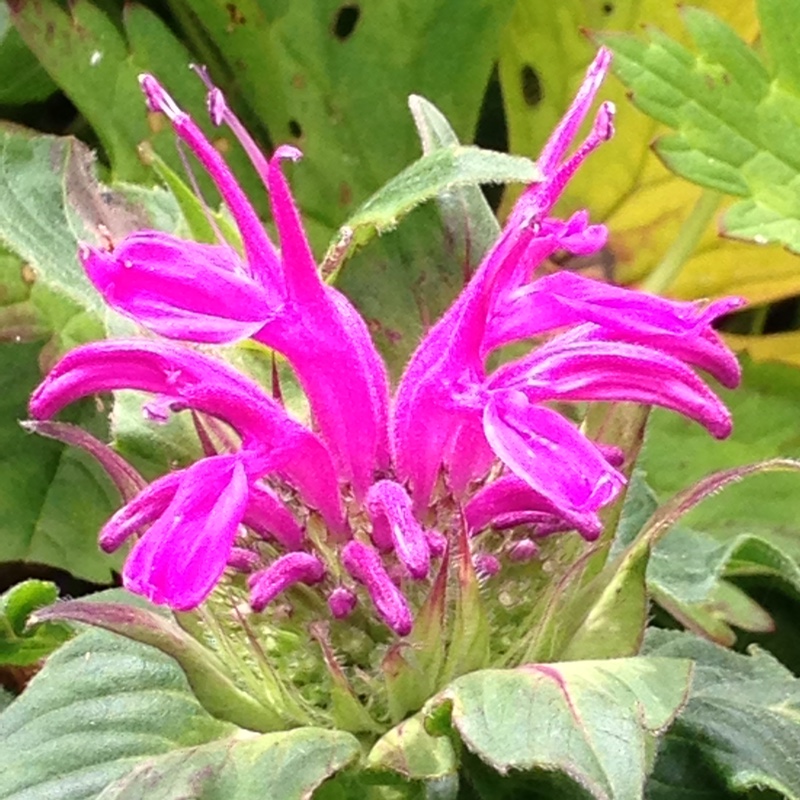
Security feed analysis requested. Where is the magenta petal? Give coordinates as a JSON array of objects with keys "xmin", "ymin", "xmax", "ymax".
[
  {"xmin": 123, "ymin": 455, "xmax": 249, "ymax": 610},
  {"xmin": 139, "ymin": 74, "xmax": 283, "ymax": 295},
  {"xmin": 483, "ymin": 391, "xmax": 625, "ymax": 521},
  {"xmin": 444, "ymin": 417, "xmax": 495, "ymax": 496},
  {"xmin": 393, "ymin": 54, "xmax": 617, "ymax": 509},
  {"xmin": 536, "ymin": 48, "xmax": 613, "ymax": 174},
  {"xmin": 576, "ymin": 322, "xmax": 742, "ymax": 389},
  {"xmin": 493, "ymin": 334, "xmax": 734, "ymax": 439},
  {"xmin": 98, "ymin": 470, "xmax": 183, "ymax": 553},
  {"xmin": 488, "ymin": 270, "xmax": 745, "ymax": 356},
  {"xmin": 248, "ymin": 552, "xmax": 326, "ymax": 612},
  {"xmin": 465, "ymin": 473, "xmax": 602, "ymax": 540},
  {"xmin": 243, "ymin": 484, "xmax": 304, "ymax": 550},
  {"xmin": 366, "ymin": 480, "xmax": 430, "ymax": 579},
  {"xmin": 30, "ymin": 339, "xmax": 347, "ymax": 533},
  {"xmin": 81, "ymin": 233, "xmax": 275, "ymax": 343},
  {"xmin": 341, "ymin": 541, "xmax": 413, "ymax": 636},
  {"xmin": 253, "ymin": 151, "xmax": 391, "ymax": 496}
]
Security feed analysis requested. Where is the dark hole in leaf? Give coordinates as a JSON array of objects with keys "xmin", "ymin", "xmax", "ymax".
[
  {"xmin": 289, "ymin": 119, "xmax": 302, "ymax": 138},
  {"xmin": 520, "ymin": 64, "xmax": 543, "ymax": 107},
  {"xmin": 333, "ymin": 4, "xmax": 361, "ymax": 40},
  {"xmin": 602, "ymin": 2, "xmax": 614, "ymax": 14},
  {"xmin": 225, "ymin": 3, "xmax": 246, "ymax": 25},
  {"xmin": 474, "ymin": 63, "xmax": 508, "ymax": 212}
]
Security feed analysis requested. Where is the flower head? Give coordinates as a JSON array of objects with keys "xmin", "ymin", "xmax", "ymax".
[{"xmin": 30, "ymin": 48, "xmax": 741, "ymax": 652}]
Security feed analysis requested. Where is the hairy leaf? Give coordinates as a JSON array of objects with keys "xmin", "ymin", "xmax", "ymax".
[{"xmin": 426, "ymin": 657, "xmax": 692, "ymax": 800}]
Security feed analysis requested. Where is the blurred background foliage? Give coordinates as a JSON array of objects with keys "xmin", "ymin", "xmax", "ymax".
[{"xmin": 2, "ymin": 0, "xmax": 800, "ymax": 675}]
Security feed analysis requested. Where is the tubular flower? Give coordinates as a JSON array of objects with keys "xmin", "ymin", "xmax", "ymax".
[{"xmin": 29, "ymin": 48, "xmax": 742, "ymax": 637}]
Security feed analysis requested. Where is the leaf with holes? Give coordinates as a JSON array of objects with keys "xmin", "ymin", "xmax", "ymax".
[
  {"xmin": 424, "ymin": 657, "xmax": 692, "ymax": 800},
  {"xmin": 498, "ymin": 1, "xmax": 800, "ymax": 309},
  {"xmin": 645, "ymin": 629, "xmax": 800, "ymax": 798},
  {"xmin": 600, "ymin": 1, "xmax": 800, "ymax": 254},
  {"xmin": 164, "ymin": 0, "xmax": 516, "ymax": 369},
  {"xmin": 0, "ymin": 627, "xmax": 233, "ymax": 799}
]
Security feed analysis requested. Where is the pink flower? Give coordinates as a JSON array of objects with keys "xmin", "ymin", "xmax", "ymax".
[{"xmin": 29, "ymin": 48, "xmax": 742, "ymax": 633}]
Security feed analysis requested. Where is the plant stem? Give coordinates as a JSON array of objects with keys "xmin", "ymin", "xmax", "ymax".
[{"xmin": 641, "ymin": 190, "xmax": 722, "ymax": 294}]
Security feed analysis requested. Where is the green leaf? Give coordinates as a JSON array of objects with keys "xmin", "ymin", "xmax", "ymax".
[
  {"xmin": 0, "ymin": 338, "xmax": 121, "ymax": 582},
  {"xmin": 95, "ymin": 728, "xmax": 361, "ymax": 800},
  {"xmin": 0, "ymin": 627, "xmax": 232, "ymax": 800},
  {"xmin": 9, "ymin": 0, "xmax": 259, "ymax": 194},
  {"xmin": 0, "ymin": 4, "xmax": 57, "ymax": 104},
  {"xmin": 408, "ymin": 95, "xmax": 500, "ymax": 275},
  {"xmin": 34, "ymin": 600, "xmax": 285, "ymax": 733},
  {"xmin": 0, "ymin": 580, "xmax": 71, "ymax": 666},
  {"xmin": 647, "ymin": 526, "xmax": 800, "ymax": 644},
  {"xmin": 640, "ymin": 358, "xmax": 800, "ymax": 562},
  {"xmin": 645, "ymin": 629, "xmax": 800, "ymax": 798},
  {"xmin": 426, "ymin": 657, "xmax": 692, "ymax": 800},
  {"xmin": 368, "ymin": 713, "xmax": 458, "ymax": 786},
  {"xmin": 599, "ymin": 2, "xmax": 800, "ymax": 252},
  {"xmin": 0, "ymin": 131, "xmax": 181, "ymax": 316},
  {"xmin": 327, "ymin": 146, "xmax": 538, "ymax": 268}
]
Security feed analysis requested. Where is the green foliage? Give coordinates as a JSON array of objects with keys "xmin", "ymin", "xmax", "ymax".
[
  {"xmin": 641, "ymin": 358, "xmax": 800, "ymax": 562},
  {"xmin": 35, "ymin": 599, "xmax": 287, "ymax": 732},
  {"xmin": 94, "ymin": 728, "xmax": 361, "ymax": 800},
  {"xmin": 408, "ymin": 95, "xmax": 501, "ymax": 273},
  {"xmin": 0, "ymin": 627, "xmax": 233, "ymax": 799},
  {"xmin": 600, "ymin": 0, "xmax": 800, "ymax": 252},
  {"xmin": 0, "ymin": 580, "xmax": 70, "ymax": 666},
  {"xmin": 9, "ymin": 0, "xmax": 259, "ymax": 195},
  {"xmin": 0, "ymin": 4, "xmax": 56, "ymax": 105},
  {"xmin": 425, "ymin": 658, "xmax": 692, "ymax": 800},
  {"xmin": 333, "ymin": 145, "xmax": 539, "ymax": 263},
  {"xmin": 646, "ymin": 630, "xmax": 800, "ymax": 798},
  {"xmin": 368, "ymin": 713, "xmax": 458, "ymax": 787},
  {"xmin": 0, "ymin": 337, "xmax": 122, "ymax": 581}
]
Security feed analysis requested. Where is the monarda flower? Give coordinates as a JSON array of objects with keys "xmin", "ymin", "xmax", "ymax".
[{"xmin": 29, "ymin": 48, "xmax": 742, "ymax": 646}]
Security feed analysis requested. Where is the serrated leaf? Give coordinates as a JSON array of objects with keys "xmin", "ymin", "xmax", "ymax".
[
  {"xmin": 645, "ymin": 629, "xmax": 800, "ymax": 798},
  {"xmin": 599, "ymin": 2, "xmax": 800, "ymax": 254},
  {"xmin": 425, "ymin": 657, "xmax": 692, "ymax": 800},
  {"xmin": 0, "ymin": 627, "xmax": 232, "ymax": 800},
  {"xmin": 95, "ymin": 728, "xmax": 361, "ymax": 800},
  {"xmin": 0, "ymin": 580, "xmax": 71, "ymax": 666},
  {"xmin": 498, "ymin": 2, "xmax": 800, "ymax": 310}
]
